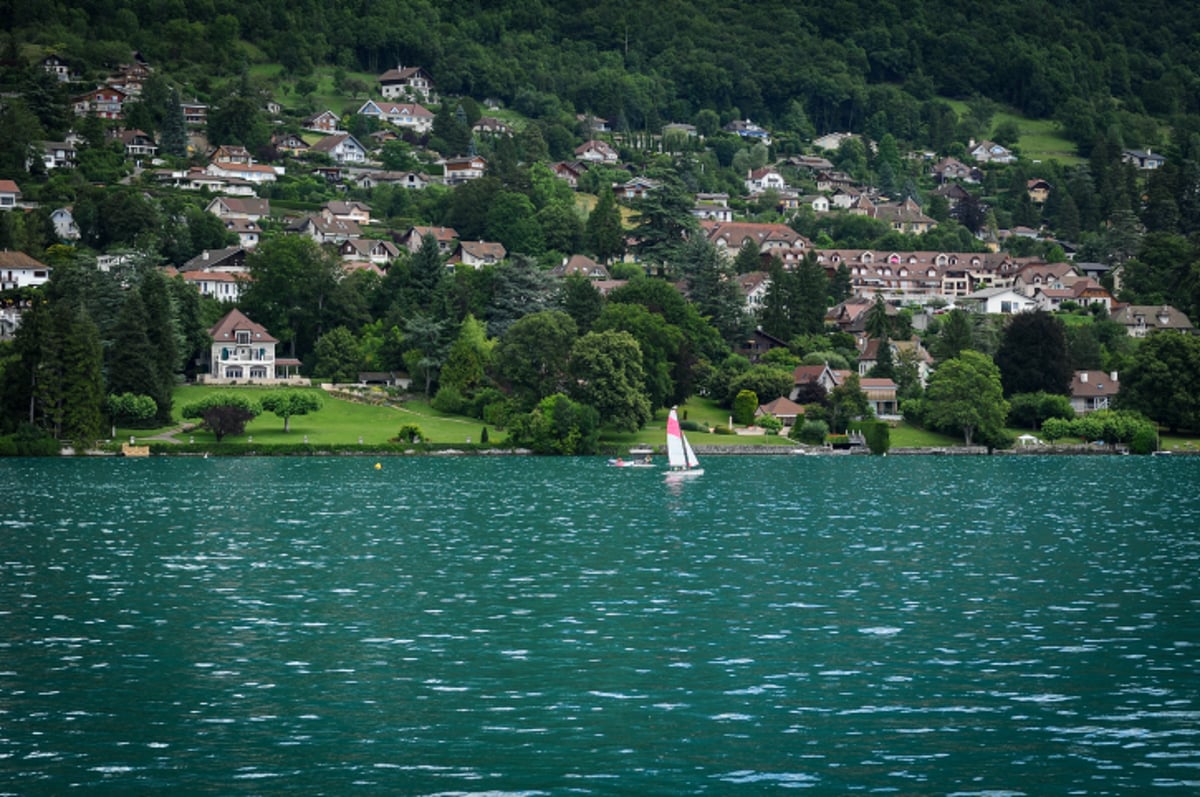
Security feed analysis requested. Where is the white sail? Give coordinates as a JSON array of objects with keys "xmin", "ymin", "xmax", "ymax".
[{"xmin": 665, "ymin": 407, "xmax": 703, "ymax": 475}]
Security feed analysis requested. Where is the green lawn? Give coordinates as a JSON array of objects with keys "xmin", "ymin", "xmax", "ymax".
[{"xmin": 122, "ymin": 385, "xmax": 502, "ymax": 447}]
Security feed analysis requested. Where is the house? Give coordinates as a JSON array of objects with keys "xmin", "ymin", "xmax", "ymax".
[
  {"xmin": 270, "ymin": 132, "xmax": 309, "ymax": 155},
  {"xmin": 210, "ymin": 144, "xmax": 252, "ymax": 164},
  {"xmin": 303, "ymin": 110, "xmax": 341, "ymax": 133},
  {"xmin": 442, "ymin": 155, "xmax": 487, "ymax": 184},
  {"xmin": 802, "ymin": 194, "xmax": 831, "ymax": 213},
  {"xmin": 72, "ymin": 86, "xmax": 128, "ymax": 119},
  {"xmin": 550, "ymin": 254, "xmax": 610, "ymax": 279},
  {"xmin": 1027, "ymin": 178, "xmax": 1051, "ymax": 203},
  {"xmin": 206, "ymin": 196, "xmax": 270, "ymax": 222},
  {"xmin": 206, "ymin": 308, "xmax": 302, "ymax": 382},
  {"xmin": 295, "ymin": 214, "xmax": 362, "ymax": 244},
  {"xmin": 356, "ymin": 100, "xmax": 435, "ymax": 133},
  {"xmin": 206, "ymin": 160, "xmax": 279, "ymax": 184},
  {"xmin": 309, "ymin": 133, "xmax": 367, "ymax": 165},
  {"xmin": 577, "ymin": 114, "xmax": 612, "ymax": 133},
  {"xmin": 724, "ymin": 119, "xmax": 771, "ymax": 145},
  {"xmin": 1067, "ymin": 278, "xmax": 1114, "ymax": 312},
  {"xmin": 400, "ymin": 226, "xmax": 459, "ymax": 255},
  {"xmin": 738, "ymin": 326, "xmax": 788, "ymax": 362},
  {"xmin": 450, "ymin": 240, "xmax": 505, "ymax": 268},
  {"xmin": 860, "ymin": 377, "xmax": 900, "ymax": 418},
  {"xmin": 873, "ymin": 197, "xmax": 937, "ymax": 234},
  {"xmin": 108, "ymin": 61, "xmax": 151, "ymax": 95},
  {"xmin": 0, "ymin": 251, "xmax": 51, "ymax": 290},
  {"xmin": 745, "ymin": 167, "xmax": 788, "ymax": 194},
  {"xmin": 932, "ymin": 157, "xmax": 980, "ymax": 183},
  {"xmin": 377, "ymin": 65, "xmax": 436, "ymax": 101},
  {"xmin": 791, "ymin": 363, "xmax": 842, "ymax": 401},
  {"xmin": 112, "ymin": 128, "xmax": 158, "ymax": 158},
  {"xmin": 575, "ymin": 140, "xmax": 619, "ymax": 163},
  {"xmin": 339, "ymin": 238, "xmax": 400, "ymax": 265},
  {"xmin": 181, "ymin": 267, "xmax": 245, "ymax": 302},
  {"xmin": 816, "ymin": 170, "xmax": 857, "ymax": 193},
  {"xmin": 1122, "ymin": 149, "xmax": 1166, "ymax": 170},
  {"xmin": 181, "ymin": 100, "xmax": 207, "ymax": 127},
  {"xmin": 970, "ymin": 140, "xmax": 1016, "ymax": 164},
  {"xmin": 551, "ymin": 161, "xmax": 586, "ymax": 188},
  {"xmin": 223, "ymin": 218, "xmax": 262, "ymax": 250},
  {"xmin": 1011, "ymin": 261, "xmax": 1077, "ymax": 295},
  {"xmin": 1111, "ymin": 305, "xmax": 1195, "ymax": 337},
  {"xmin": 932, "ymin": 182, "xmax": 972, "ymax": 208},
  {"xmin": 50, "ymin": 207, "xmax": 80, "ymax": 240},
  {"xmin": 737, "ymin": 271, "xmax": 771, "ymax": 312},
  {"xmin": 702, "ymin": 220, "xmax": 809, "ymax": 253},
  {"xmin": 41, "ymin": 141, "xmax": 77, "ymax": 170},
  {"xmin": 473, "ymin": 116, "xmax": 511, "ymax": 135},
  {"xmin": 323, "ymin": 200, "xmax": 371, "ymax": 226},
  {"xmin": 40, "ymin": 54, "xmax": 73, "ymax": 82},
  {"xmin": 614, "ymin": 176, "xmax": 660, "ymax": 200},
  {"xmin": 693, "ymin": 199, "xmax": 734, "ymax": 223},
  {"xmin": 0, "ymin": 180, "xmax": 21, "ymax": 210},
  {"xmin": 356, "ymin": 170, "xmax": 430, "ymax": 190},
  {"xmin": 756, "ymin": 396, "xmax": 805, "ymax": 428},
  {"xmin": 1070, "ymin": 371, "xmax": 1120, "ymax": 415},
  {"xmin": 962, "ymin": 286, "xmax": 1037, "ymax": 314}
]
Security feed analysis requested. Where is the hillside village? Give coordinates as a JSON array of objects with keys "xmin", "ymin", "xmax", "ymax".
[{"xmin": 2, "ymin": 46, "xmax": 1199, "ymax": 453}]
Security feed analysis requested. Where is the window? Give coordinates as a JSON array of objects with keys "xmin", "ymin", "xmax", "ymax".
[{"xmin": 236, "ymin": 331, "xmax": 250, "ymax": 344}]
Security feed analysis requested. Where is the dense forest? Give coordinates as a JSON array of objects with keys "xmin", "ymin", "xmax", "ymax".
[{"xmin": 4, "ymin": 0, "xmax": 1199, "ymax": 151}]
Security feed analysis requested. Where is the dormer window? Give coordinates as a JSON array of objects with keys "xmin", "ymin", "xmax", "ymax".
[{"xmin": 236, "ymin": 331, "xmax": 250, "ymax": 344}]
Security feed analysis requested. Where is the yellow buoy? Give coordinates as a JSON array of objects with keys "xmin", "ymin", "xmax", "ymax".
[{"xmin": 374, "ymin": 462, "xmax": 382, "ymax": 470}]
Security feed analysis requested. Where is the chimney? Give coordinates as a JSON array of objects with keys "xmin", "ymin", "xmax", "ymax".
[
  {"xmin": 202, "ymin": 250, "xmax": 209, "ymax": 261},
  {"xmin": 1080, "ymin": 372, "xmax": 1088, "ymax": 383},
  {"xmin": 1111, "ymin": 371, "xmax": 1118, "ymax": 382}
]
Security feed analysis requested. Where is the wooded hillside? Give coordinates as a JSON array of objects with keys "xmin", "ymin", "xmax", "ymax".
[{"xmin": 5, "ymin": 0, "xmax": 1197, "ymax": 149}]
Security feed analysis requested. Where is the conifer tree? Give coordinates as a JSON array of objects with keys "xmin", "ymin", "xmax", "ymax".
[
  {"xmin": 585, "ymin": 187, "xmax": 625, "ymax": 264},
  {"xmin": 139, "ymin": 269, "xmax": 178, "ymax": 423},
  {"xmin": 160, "ymin": 86, "xmax": 188, "ymax": 158}
]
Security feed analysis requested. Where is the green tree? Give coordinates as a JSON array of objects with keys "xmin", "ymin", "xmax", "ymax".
[
  {"xmin": 260, "ymin": 390, "xmax": 324, "ymax": 432},
  {"xmin": 241, "ymin": 235, "xmax": 343, "ymax": 360},
  {"xmin": 1116, "ymin": 332, "xmax": 1200, "ymax": 432},
  {"xmin": 106, "ymin": 291, "xmax": 160, "ymax": 408},
  {"xmin": 159, "ymin": 86, "xmax": 188, "ymax": 158},
  {"xmin": 569, "ymin": 329, "xmax": 653, "ymax": 431},
  {"xmin": 931, "ymin": 308, "xmax": 975, "ymax": 362},
  {"xmin": 439, "ymin": 314, "xmax": 493, "ymax": 395},
  {"xmin": 105, "ymin": 393, "xmax": 158, "ymax": 428},
  {"xmin": 585, "ymin": 187, "xmax": 626, "ymax": 263},
  {"xmin": 559, "ymin": 274, "xmax": 604, "ymax": 334},
  {"xmin": 1007, "ymin": 391, "xmax": 1076, "ymax": 429},
  {"xmin": 486, "ymin": 255, "xmax": 554, "ymax": 337},
  {"xmin": 732, "ymin": 389, "xmax": 759, "ymax": 425},
  {"xmin": 139, "ymin": 269, "xmax": 178, "ymax": 423},
  {"xmin": 312, "ymin": 326, "xmax": 364, "ymax": 383},
  {"xmin": 630, "ymin": 170, "xmax": 697, "ymax": 271},
  {"xmin": 182, "ymin": 392, "xmax": 261, "ymax": 442},
  {"xmin": 508, "ymin": 393, "xmax": 600, "ymax": 455},
  {"xmin": 827, "ymin": 373, "xmax": 874, "ymax": 433},
  {"xmin": 995, "ymin": 311, "xmax": 1072, "ymax": 396},
  {"xmin": 924, "ymin": 350, "xmax": 1009, "ymax": 445},
  {"xmin": 679, "ymin": 235, "xmax": 747, "ymax": 346},
  {"xmin": 492, "ymin": 310, "xmax": 578, "ymax": 408}
]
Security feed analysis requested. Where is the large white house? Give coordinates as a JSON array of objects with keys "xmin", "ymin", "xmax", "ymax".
[
  {"xmin": 205, "ymin": 308, "xmax": 302, "ymax": 383},
  {"xmin": 0, "ymin": 250, "xmax": 51, "ymax": 290},
  {"xmin": 356, "ymin": 100, "xmax": 435, "ymax": 133}
]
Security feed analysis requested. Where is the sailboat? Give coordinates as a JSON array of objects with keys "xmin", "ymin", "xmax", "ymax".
[{"xmin": 665, "ymin": 407, "xmax": 703, "ymax": 476}]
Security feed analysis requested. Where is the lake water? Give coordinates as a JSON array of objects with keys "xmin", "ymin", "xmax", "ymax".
[{"xmin": 2, "ymin": 455, "xmax": 1198, "ymax": 795}]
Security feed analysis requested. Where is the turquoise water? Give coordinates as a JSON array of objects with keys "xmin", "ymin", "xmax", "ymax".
[{"xmin": 2, "ymin": 455, "xmax": 1198, "ymax": 795}]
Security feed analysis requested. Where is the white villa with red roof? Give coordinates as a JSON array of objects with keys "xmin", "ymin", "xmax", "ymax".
[{"xmin": 205, "ymin": 308, "xmax": 302, "ymax": 383}]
